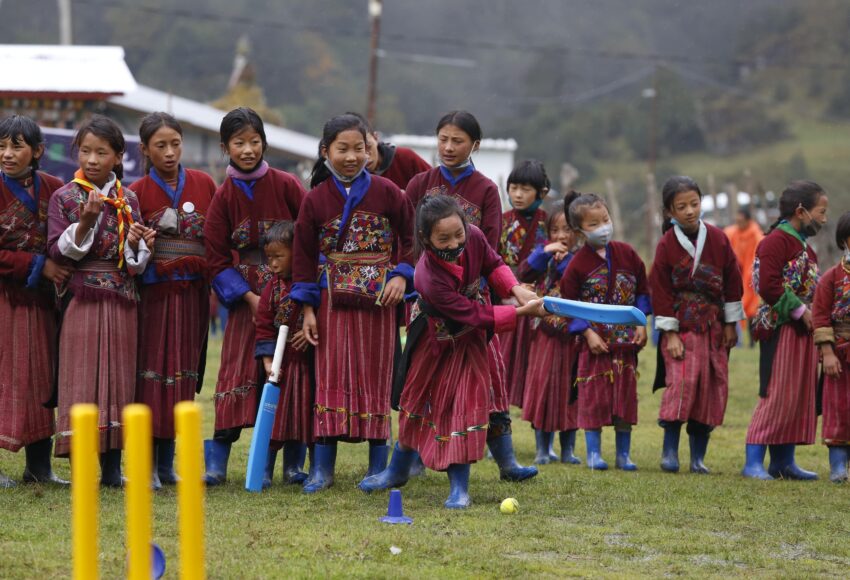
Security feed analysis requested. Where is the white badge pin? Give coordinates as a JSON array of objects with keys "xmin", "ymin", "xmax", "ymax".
[{"xmin": 182, "ymin": 201, "xmax": 195, "ymax": 213}]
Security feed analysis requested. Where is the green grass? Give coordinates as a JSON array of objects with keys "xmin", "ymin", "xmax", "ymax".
[{"xmin": 2, "ymin": 338, "xmax": 850, "ymax": 579}]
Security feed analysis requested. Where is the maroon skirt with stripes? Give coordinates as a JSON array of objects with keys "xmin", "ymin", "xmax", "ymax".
[
  {"xmin": 55, "ymin": 298, "xmax": 138, "ymax": 456},
  {"xmin": 313, "ymin": 290, "xmax": 395, "ymax": 441},
  {"xmin": 488, "ymin": 335, "xmax": 509, "ymax": 413},
  {"xmin": 575, "ymin": 347, "xmax": 639, "ymax": 430},
  {"xmin": 213, "ymin": 303, "xmax": 260, "ymax": 431},
  {"xmin": 0, "ymin": 295, "xmax": 56, "ymax": 452},
  {"xmin": 136, "ymin": 283, "xmax": 209, "ymax": 439},
  {"xmin": 822, "ymin": 355, "xmax": 850, "ymax": 445},
  {"xmin": 399, "ymin": 331, "xmax": 491, "ymax": 471},
  {"xmin": 657, "ymin": 323, "xmax": 729, "ymax": 428},
  {"xmin": 521, "ymin": 330, "xmax": 578, "ymax": 432},
  {"xmin": 501, "ymin": 315, "xmax": 533, "ymax": 408},
  {"xmin": 270, "ymin": 346, "xmax": 314, "ymax": 447},
  {"xmin": 746, "ymin": 325, "xmax": 818, "ymax": 445}
]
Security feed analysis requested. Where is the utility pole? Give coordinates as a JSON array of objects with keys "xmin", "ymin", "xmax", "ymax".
[
  {"xmin": 643, "ymin": 67, "xmax": 659, "ymax": 253},
  {"xmin": 366, "ymin": 0, "xmax": 383, "ymax": 128},
  {"xmin": 58, "ymin": 0, "xmax": 72, "ymax": 45}
]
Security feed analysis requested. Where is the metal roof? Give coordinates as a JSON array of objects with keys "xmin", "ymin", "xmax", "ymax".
[
  {"xmin": 0, "ymin": 44, "xmax": 137, "ymax": 96},
  {"xmin": 109, "ymin": 84, "xmax": 319, "ymax": 160}
]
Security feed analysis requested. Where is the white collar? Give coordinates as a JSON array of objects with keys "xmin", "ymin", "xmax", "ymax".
[
  {"xmin": 673, "ymin": 220, "xmax": 707, "ymax": 275},
  {"xmin": 91, "ymin": 172, "xmax": 118, "ymax": 196}
]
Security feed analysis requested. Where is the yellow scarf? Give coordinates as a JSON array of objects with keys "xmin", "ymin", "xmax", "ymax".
[{"xmin": 72, "ymin": 169, "xmax": 134, "ymax": 268}]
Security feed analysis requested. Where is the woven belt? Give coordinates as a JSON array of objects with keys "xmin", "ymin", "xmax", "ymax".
[
  {"xmin": 326, "ymin": 251, "xmax": 390, "ymax": 265},
  {"xmin": 77, "ymin": 259, "xmax": 120, "ymax": 273},
  {"xmin": 153, "ymin": 238, "xmax": 205, "ymax": 260}
]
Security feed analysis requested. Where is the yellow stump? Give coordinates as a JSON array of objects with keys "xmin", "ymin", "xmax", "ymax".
[
  {"xmin": 176, "ymin": 401, "xmax": 205, "ymax": 580},
  {"xmin": 72, "ymin": 404, "xmax": 99, "ymax": 580},
  {"xmin": 123, "ymin": 404, "xmax": 152, "ymax": 580}
]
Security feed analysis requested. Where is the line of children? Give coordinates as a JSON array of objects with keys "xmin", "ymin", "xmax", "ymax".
[{"xmin": 518, "ymin": 202, "xmax": 582, "ymax": 465}]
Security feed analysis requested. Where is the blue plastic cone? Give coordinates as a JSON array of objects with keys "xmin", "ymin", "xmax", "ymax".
[{"xmin": 380, "ymin": 488, "xmax": 413, "ymax": 524}]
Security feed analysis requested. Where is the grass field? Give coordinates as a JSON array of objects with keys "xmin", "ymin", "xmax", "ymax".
[{"xmin": 2, "ymin": 337, "xmax": 850, "ymax": 579}]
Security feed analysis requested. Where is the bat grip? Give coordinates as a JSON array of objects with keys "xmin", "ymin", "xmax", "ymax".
[{"xmin": 269, "ymin": 325, "xmax": 289, "ymax": 384}]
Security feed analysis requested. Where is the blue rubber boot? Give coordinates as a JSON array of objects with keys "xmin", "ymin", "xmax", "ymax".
[
  {"xmin": 689, "ymin": 433, "xmax": 710, "ymax": 474},
  {"xmin": 262, "ymin": 449, "xmax": 278, "ymax": 489},
  {"xmin": 305, "ymin": 445, "xmax": 316, "ymax": 484},
  {"xmin": 151, "ymin": 444, "xmax": 162, "ymax": 491},
  {"xmin": 408, "ymin": 453, "xmax": 427, "ymax": 478},
  {"xmin": 358, "ymin": 443, "xmax": 417, "ymax": 493},
  {"xmin": 0, "ymin": 471, "xmax": 15, "ymax": 488},
  {"xmin": 202, "ymin": 439, "xmax": 231, "ymax": 486},
  {"xmin": 615, "ymin": 431, "xmax": 637, "ymax": 471},
  {"xmin": 585, "ymin": 430, "xmax": 608, "ymax": 470},
  {"xmin": 660, "ymin": 423, "xmax": 681, "ymax": 473},
  {"xmin": 741, "ymin": 444, "xmax": 773, "ymax": 480},
  {"xmin": 488, "ymin": 434, "xmax": 538, "ymax": 481},
  {"xmin": 534, "ymin": 430, "xmax": 553, "ymax": 465},
  {"xmin": 444, "ymin": 463, "xmax": 471, "ymax": 509},
  {"xmin": 100, "ymin": 449, "xmax": 124, "ymax": 488},
  {"xmin": 365, "ymin": 443, "xmax": 390, "ymax": 478},
  {"xmin": 156, "ymin": 439, "xmax": 178, "ymax": 485},
  {"xmin": 302, "ymin": 443, "xmax": 337, "ymax": 494},
  {"xmin": 768, "ymin": 444, "xmax": 818, "ymax": 480},
  {"xmin": 559, "ymin": 430, "xmax": 581, "ymax": 464},
  {"xmin": 282, "ymin": 442, "xmax": 308, "ymax": 484},
  {"xmin": 829, "ymin": 446, "xmax": 849, "ymax": 483}
]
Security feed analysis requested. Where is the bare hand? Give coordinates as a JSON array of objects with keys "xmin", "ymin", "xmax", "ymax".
[
  {"xmin": 262, "ymin": 356, "xmax": 273, "ymax": 377},
  {"xmin": 142, "ymin": 226, "xmax": 156, "ymax": 251},
  {"xmin": 511, "ymin": 284, "xmax": 539, "ymax": 306},
  {"xmin": 291, "ymin": 329, "xmax": 310, "ymax": 352},
  {"xmin": 544, "ymin": 241, "xmax": 569, "ymax": 260},
  {"xmin": 801, "ymin": 308, "xmax": 813, "ymax": 332},
  {"xmin": 823, "ymin": 350, "xmax": 842, "ymax": 378},
  {"xmin": 42, "ymin": 258, "xmax": 73, "ymax": 285},
  {"xmin": 723, "ymin": 324, "xmax": 738, "ymax": 350},
  {"xmin": 632, "ymin": 325, "xmax": 648, "ymax": 348},
  {"xmin": 584, "ymin": 328, "xmax": 609, "ymax": 355},
  {"xmin": 665, "ymin": 331, "xmax": 684, "ymax": 360},
  {"xmin": 76, "ymin": 190, "xmax": 103, "ymax": 245},
  {"xmin": 302, "ymin": 306, "xmax": 319, "ymax": 346},
  {"xmin": 516, "ymin": 298, "xmax": 545, "ymax": 317},
  {"xmin": 126, "ymin": 222, "xmax": 146, "ymax": 252},
  {"xmin": 380, "ymin": 276, "xmax": 406, "ymax": 307},
  {"xmin": 243, "ymin": 291, "xmax": 260, "ymax": 316}
]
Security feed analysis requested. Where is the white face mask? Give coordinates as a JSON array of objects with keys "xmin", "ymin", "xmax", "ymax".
[{"xmin": 582, "ymin": 222, "xmax": 613, "ymax": 248}]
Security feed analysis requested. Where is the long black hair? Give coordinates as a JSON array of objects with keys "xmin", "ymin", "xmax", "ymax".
[
  {"xmin": 661, "ymin": 176, "xmax": 702, "ymax": 233},
  {"xmin": 769, "ymin": 180, "xmax": 825, "ymax": 232},
  {"xmin": 415, "ymin": 194, "xmax": 468, "ymax": 256},
  {"xmin": 563, "ymin": 189, "xmax": 607, "ymax": 231},
  {"xmin": 436, "ymin": 110, "xmax": 482, "ymax": 142},
  {"xmin": 0, "ymin": 115, "xmax": 44, "ymax": 173},
  {"xmin": 308, "ymin": 114, "xmax": 368, "ymax": 189},
  {"xmin": 139, "ymin": 112, "xmax": 183, "ymax": 174},
  {"xmin": 73, "ymin": 114, "xmax": 125, "ymax": 179}
]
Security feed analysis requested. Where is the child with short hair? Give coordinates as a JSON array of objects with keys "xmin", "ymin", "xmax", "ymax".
[
  {"xmin": 0, "ymin": 115, "xmax": 71, "ymax": 487},
  {"xmin": 813, "ymin": 210, "xmax": 850, "ymax": 482},
  {"xmin": 48, "ymin": 114, "xmax": 154, "ymax": 486},
  {"xmin": 560, "ymin": 191, "xmax": 651, "ymax": 470},
  {"xmin": 254, "ymin": 220, "xmax": 312, "ymax": 487},
  {"xmin": 518, "ymin": 203, "xmax": 581, "ymax": 464},
  {"xmin": 499, "ymin": 160, "xmax": 550, "ymax": 411}
]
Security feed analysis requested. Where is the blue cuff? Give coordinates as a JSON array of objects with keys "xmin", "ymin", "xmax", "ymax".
[
  {"xmin": 636, "ymin": 294, "xmax": 652, "ymax": 315},
  {"xmin": 25, "ymin": 254, "xmax": 47, "ymax": 289},
  {"xmin": 404, "ymin": 290, "xmax": 419, "ymax": 302},
  {"xmin": 526, "ymin": 246, "xmax": 551, "ymax": 272},
  {"xmin": 387, "ymin": 263, "xmax": 415, "ymax": 293},
  {"xmin": 141, "ymin": 266, "xmax": 201, "ymax": 286},
  {"xmin": 569, "ymin": 318, "xmax": 590, "ymax": 334},
  {"xmin": 212, "ymin": 267, "xmax": 251, "ymax": 308},
  {"xmin": 291, "ymin": 282, "xmax": 321, "ymax": 308},
  {"xmin": 255, "ymin": 339, "xmax": 277, "ymax": 359}
]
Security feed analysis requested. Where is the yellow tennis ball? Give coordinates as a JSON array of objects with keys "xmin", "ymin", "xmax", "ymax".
[{"xmin": 500, "ymin": 497, "xmax": 519, "ymax": 514}]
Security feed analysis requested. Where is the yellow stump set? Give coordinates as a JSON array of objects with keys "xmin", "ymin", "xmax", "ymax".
[{"xmin": 70, "ymin": 402, "xmax": 206, "ymax": 580}]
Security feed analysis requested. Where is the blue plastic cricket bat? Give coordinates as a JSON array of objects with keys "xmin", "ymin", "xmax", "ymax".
[
  {"xmin": 543, "ymin": 296, "xmax": 647, "ymax": 326},
  {"xmin": 245, "ymin": 325, "xmax": 288, "ymax": 492}
]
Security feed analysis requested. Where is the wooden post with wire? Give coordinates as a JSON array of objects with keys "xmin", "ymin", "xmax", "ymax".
[
  {"xmin": 367, "ymin": 0, "xmax": 383, "ymax": 127},
  {"xmin": 176, "ymin": 401, "xmax": 206, "ymax": 580},
  {"xmin": 71, "ymin": 404, "xmax": 99, "ymax": 580},
  {"xmin": 123, "ymin": 404, "xmax": 153, "ymax": 580}
]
